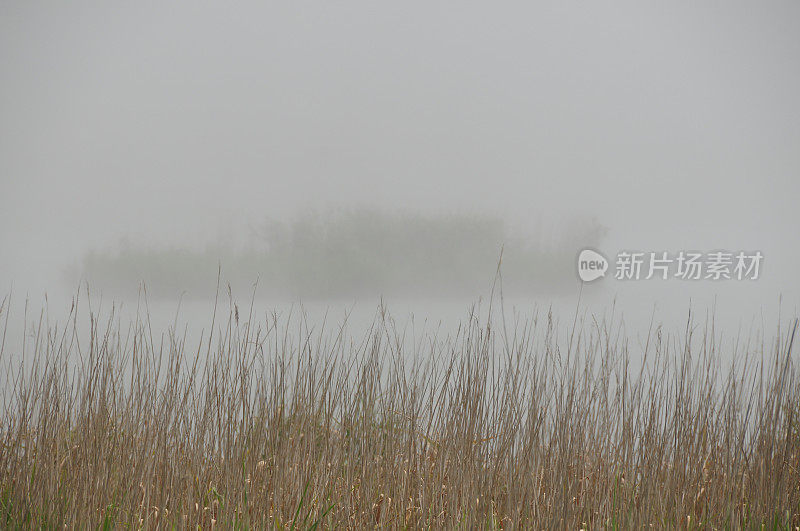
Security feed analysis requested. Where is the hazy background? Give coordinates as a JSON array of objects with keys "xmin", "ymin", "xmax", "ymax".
[{"xmin": 1, "ymin": 1, "xmax": 799, "ymax": 337}]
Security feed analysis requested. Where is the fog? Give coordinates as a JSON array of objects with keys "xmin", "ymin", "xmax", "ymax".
[{"xmin": 2, "ymin": 2, "xmax": 799, "ymax": 342}]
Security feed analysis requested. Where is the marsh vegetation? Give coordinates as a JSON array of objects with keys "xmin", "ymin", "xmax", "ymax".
[{"xmin": 0, "ymin": 287, "xmax": 798, "ymax": 528}]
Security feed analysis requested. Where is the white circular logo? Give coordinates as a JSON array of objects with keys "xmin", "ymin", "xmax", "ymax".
[{"xmin": 577, "ymin": 249, "xmax": 608, "ymax": 282}]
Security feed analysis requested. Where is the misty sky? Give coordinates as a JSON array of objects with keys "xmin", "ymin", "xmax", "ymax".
[{"xmin": 1, "ymin": 2, "xmax": 799, "ymax": 311}]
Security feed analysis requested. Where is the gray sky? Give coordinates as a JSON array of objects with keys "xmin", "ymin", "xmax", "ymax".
[{"xmin": 1, "ymin": 1, "xmax": 799, "ymax": 318}]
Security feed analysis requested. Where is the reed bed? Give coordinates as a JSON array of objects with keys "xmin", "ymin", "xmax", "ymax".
[{"xmin": 0, "ymin": 290, "xmax": 798, "ymax": 528}]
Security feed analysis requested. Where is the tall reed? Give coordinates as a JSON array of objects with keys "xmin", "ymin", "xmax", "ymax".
[{"xmin": 0, "ymin": 291, "xmax": 797, "ymax": 528}]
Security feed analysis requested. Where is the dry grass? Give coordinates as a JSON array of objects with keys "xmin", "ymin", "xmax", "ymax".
[{"xmin": 0, "ymin": 289, "xmax": 798, "ymax": 529}]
